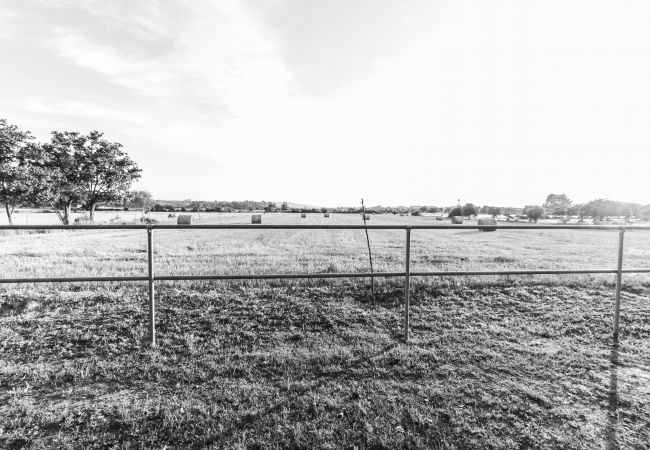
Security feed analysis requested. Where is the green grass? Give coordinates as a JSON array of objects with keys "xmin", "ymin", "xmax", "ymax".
[{"xmin": 1, "ymin": 213, "xmax": 650, "ymax": 448}]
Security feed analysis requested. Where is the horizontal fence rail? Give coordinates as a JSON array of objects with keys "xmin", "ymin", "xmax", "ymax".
[
  {"xmin": 2, "ymin": 223, "xmax": 649, "ymax": 345},
  {"xmin": 3, "ymin": 224, "xmax": 650, "ymax": 230}
]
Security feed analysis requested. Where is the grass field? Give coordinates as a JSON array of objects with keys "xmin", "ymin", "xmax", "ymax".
[{"xmin": 1, "ymin": 213, "xmax": 650, "ymax": 448}]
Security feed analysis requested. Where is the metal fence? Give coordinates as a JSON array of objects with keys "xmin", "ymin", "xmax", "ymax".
[{"xmin": 2, "ymin": 223, "xmax": 650, "ymax": 346}]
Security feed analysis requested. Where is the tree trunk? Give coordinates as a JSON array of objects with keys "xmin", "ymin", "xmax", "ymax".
[
  {"xmin": 4, "ymin": 203, "xmax": 13, "ymax": 225},
  {"xmin": 63, "ymin": 203, "xmax": 72, "ymax": 225},
  {"xmin": 89, "ymin": 203, "xmax": 96, "ymax": 222}
]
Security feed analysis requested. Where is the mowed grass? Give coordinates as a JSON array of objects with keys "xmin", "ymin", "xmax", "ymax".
[
  {"xmin": 2, "ymin": 212, "xmax": 650, "ymax": 282},
  {"xmin": 1, "ymin": 213, "xmax": 650, "ymax": 448}
]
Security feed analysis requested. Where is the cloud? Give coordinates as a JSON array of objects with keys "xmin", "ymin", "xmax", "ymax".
[
  {"xmin": 246, "ymin": 0, "xmax": 449, "ymax": 96},
  {"xmin": 48, "ymin": 0, "xmax": 294, "ymax": 122},
  {"xmin": 21, "ymin": 98, "xmax": 147, "ymax": 125}
]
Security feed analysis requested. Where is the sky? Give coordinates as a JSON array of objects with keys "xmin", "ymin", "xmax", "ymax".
[{"xmin": 1, "ymin": 0, "xmax": 649, "ymax": 207}]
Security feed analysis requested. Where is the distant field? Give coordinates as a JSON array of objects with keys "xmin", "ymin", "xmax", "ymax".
[
  {"xmin": 1, "ymin": 212, "xmax": 650, "ymax": 285},
  {"xmin": 1, "ymin": 213, "xmax": 650, "ymax": 448}
]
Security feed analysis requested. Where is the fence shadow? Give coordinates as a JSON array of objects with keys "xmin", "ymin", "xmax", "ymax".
[{"xmin": 606, "ymin": 343, "xmax": 619, "ymax": 450}]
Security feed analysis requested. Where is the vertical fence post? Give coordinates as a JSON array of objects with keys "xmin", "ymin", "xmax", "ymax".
[
  {"xmin": 613, "ymin": 229, "xmax": 625, "ymax": 340},
  {"xmin": 147, "ymin": 227, "xmax": 156, "ymax": 347},
  {"xmin": 404, "ymin": 228, "xmax": 411, "ymax": 342}
]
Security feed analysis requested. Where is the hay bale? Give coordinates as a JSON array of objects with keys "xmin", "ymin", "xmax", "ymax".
[
  {"xmin": 301, "ymin": 213, "xmax": 307, "ymax": 218},
  {"xmin": 478, "ymin": 217, "xmax": 497, "ymax": 231},
  {"xmin": 177, "ymin": 214, "xmax": 192, "ymax": 225},
  {"xmin": 251, "ymin": 214, "xmax": 261, "ymax": 224},
  {"xmin": 451, "ymin": 216, "xmax": 464, "ymax": 224},
  {"xmin": 324, "ymin": 213, "xmax": 330, "ymax": 218},
  {"xmin": 435, "ymin": 216, "xmax": 443, "ymax": 221},
  {"xmin": 363, "ymin": 214, "xmax": 370, "ymax": 220}
]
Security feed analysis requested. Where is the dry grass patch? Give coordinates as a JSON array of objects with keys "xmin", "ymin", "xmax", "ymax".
[{"xmin": 1, "ymin": 281, "xmax": 649, "ymax": 448}]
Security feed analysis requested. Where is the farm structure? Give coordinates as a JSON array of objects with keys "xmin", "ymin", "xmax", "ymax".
[{"xmin": 2, "ymin": 223, "xmax": 649, "ymax": 347}]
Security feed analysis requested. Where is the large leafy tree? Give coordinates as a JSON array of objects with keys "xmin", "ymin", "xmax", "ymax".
[
  {"xmin": 0, "ymin": 119, "xmax": 33, "ymax": 224},
  {"xmin": 80, "ymin": 132, "xmax": 141, "ymax": 221},
  {"xmin": 26, "ymin": 134, "xmax": 85, "ymax": 225},
  {"xmin": 543, "ymin": 194, "xmax": 572, "ymax": 216},
  {"xmin": 461, "ymin": 203, "xmax": 477, "ymax": 217},
  {"xmin": 35, "ymin": 131, "xmax": 141, "ymax": 224},
  {"xmin": 488, "ymin": 206, "xmax": 501, "ymax": 217},
  {"xmin": 125, "ymin": 190, "xmax": 153, "ymax": 212}
]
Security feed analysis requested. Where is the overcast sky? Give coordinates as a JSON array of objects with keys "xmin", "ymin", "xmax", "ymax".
[{"xmin": 1, "ymin": 0, "xmax": 649, "ymax": 207}]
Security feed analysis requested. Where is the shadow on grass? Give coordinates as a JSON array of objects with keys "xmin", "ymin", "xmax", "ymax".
[
  {"xmin": 198, "ymin": 341, "xmax": 402, "ymax": 447},
  {"xmin": 606, "ymin": 343, "xmax": 619, "ymax": 450}
]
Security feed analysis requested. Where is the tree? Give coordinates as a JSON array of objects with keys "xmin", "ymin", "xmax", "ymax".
[
  {"xmin": 461, "ymin": 203, "xmax": 477, "ymax": 218},
  {"xmin": 543, "ymin": 194, "xmax": 572, "ymax": 216},
  {"xmin": 0, "ymin": 119, "xmax": 33, "ymax": 224},
  {"xmin": 488, "ymin": 207, "xmax": 501, "ymax": 217},
  {"xmin": 79, "ymin": 132, "xmax": 141, "ymax": 221},
  {"xmin": 448, "ymin": 207, "xmax": 462, "ymax": 218},
  {"xmin": 125, "ymin": 190, "xmax": 153, "ymax": 212},
  {"xmin": 583, "ymin": 199, "xmax": 617, "ymax": 221},
  {"xmin": 281, "ymin": 202, "xmax": 289, "ymax": 212},
  {"xmin": 526, "ymin": 206, "xmax": 544, "ymax": 223},
  {"xmin": 638, "ymin": 205, "xmax": 650, "ymax": 220},
  {"xmin": 35, "ymin": 131, "xmax": 141, "ymax": 224}
]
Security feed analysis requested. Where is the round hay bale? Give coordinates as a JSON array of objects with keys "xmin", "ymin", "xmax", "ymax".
[
  {"xmin": 251, "ymin": 214, "xmax": 262, "ymax": 224},
  {"xmin": 301, "ymin": 213, "xmax": 307, "ymax": 218},
  {"xmin": 451, "ymin": 216, "xmax": 464, "ymax": 224},
  {"xmin": 478, "ymin": 217, "xmax": 497, "ymax": 231},
  {"xmin": 363, "ymin": 214, "xmax": 370, "ymax": 220},
  {"xmin": 435, "ymin": 215, "xmax": 443, "ymax": 221},
  {"xmin": 324, "ymin": 213, "xmax": 330, "ymax": 218},
  {"xmin": 177, "ymin": 214, "xmax": 192, "ymax": 225}
]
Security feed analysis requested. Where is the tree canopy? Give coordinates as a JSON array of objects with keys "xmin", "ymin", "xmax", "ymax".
[
  {"xmin": 0, "ymin": 118, "xmax": 34, "ymax": 224},
  {"xmin": 543, "ymin": 194, "xmax": 572, "ymax": 216},
  {"xmin": 1, "ymin": 126, "xmax": 142, "ymax": 225},
  {"xmin": 461, "ymin": 203, "xmax": 477, "ymax": 217},
  {"xmin": 125, "ymin": 190, "xmax": 153, "ymax": 211},
  {"xmin": 31, "ymin": 131, "xmax": 140, "ymax": 224}
]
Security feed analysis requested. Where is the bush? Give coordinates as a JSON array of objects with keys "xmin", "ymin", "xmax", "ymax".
[
  {"xmin": 526, "ymin": 206, "xmax": 544, "ymax": 223},
  {"xmin": 448, "ymin": 207, "xmax": 462, "ymax": 218},
  {"xmin": 74, "ymin": 214, "xmax": 92, "ymax": 225},
  {"xmin": 461, "ymin": 203, "xmax": 477, "ymax": 217}
]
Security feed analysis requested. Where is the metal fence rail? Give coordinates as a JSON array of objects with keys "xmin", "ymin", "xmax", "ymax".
[{"xmin": 2, "ymin": 223, "xmax": 650, "ymax": 345}]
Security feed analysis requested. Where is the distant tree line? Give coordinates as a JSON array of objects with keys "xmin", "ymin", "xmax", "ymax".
[
  {"xmin": 147, "ymin": 200, "xmax": 282, "ymax": 213},
  {"xmin": 128, "ymin": 193, "xmax": 650, "ymax": 223},
  {"xmin": 1, "ymin": 118, "xmax": 141, "ymax": 224}
]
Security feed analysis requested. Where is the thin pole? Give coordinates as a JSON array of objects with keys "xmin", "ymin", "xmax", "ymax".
[
  {"xmin": 361, "ymin": 198, "xmax": 375, "ymax": 302},
  {"xmin": 613, "ymin": 229, "xmax": 624, "ymax": 339},
  {"xmin": 147, "ymin": 228, "xmax": 156, "ymax": 347},
  {"xmin": 404, "ymin": 228, "xmax": 411, "ymax": 342}
]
